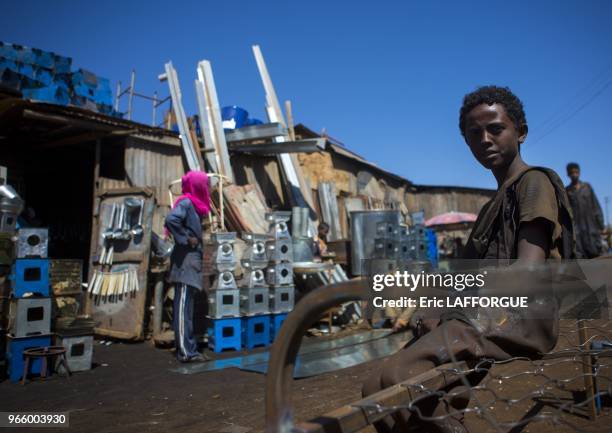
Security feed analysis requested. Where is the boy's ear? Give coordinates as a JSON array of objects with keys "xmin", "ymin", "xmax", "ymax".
[{"xmin": 518, "ymin": 123, "xmax": 528, "ymax": 144}]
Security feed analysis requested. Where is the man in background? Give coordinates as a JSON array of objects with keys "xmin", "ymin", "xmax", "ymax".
[{"xmin": 566, "ymin": 162, "xmax": 605, "ymax": 258}]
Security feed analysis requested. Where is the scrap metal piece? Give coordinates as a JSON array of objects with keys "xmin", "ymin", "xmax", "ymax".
[
  {"xmin": 242, "ymin": 331, "xmax": 410, "ymax": 378},
  {"xmin": 170, "ymin": 329, "xmax": 395, "ymax": 375},
  {"xmin": 228, "ymin": 138, "xmax": 325, "ymax": 155},
  {"xmin": 16, "ymin": 228, "xmax": 48, "ymax": 258},
  {"xmin": 160, "ymin": 61, "xmax": 201, "ymax": 171},
  {"xmin": 225, "ymin": 122, "xmax": 287, "ymax": 142}
]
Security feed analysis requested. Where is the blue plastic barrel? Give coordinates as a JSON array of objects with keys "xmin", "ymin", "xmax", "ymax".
[
  {"xmin": 221, "ymin": 105, "xmax": 249, "ymax": 129},
  {"xmin": 246, "ymin": 118, "xmax": 263, "ymax": 126}
]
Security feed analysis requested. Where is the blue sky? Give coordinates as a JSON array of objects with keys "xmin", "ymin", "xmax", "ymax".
[{"xmin": 3, "ymin": 0, "xmax": 611, "ymax": 222}]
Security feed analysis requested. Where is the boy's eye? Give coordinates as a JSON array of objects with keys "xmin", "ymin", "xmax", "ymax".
[{"xmin": 488, "ymin": 124, "xmax": 504, "ymax": 134}]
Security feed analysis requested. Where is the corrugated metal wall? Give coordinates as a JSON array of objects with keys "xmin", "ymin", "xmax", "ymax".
[
  {"xmin": 405, "ymin": 190, "xmax": 492, "ymax": 219},
  {"xmin": 97, "ymin": 136, "xmax": 186, "ymax": 234}
]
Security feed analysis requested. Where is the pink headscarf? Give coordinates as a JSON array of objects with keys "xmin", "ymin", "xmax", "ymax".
[{"xmin": 173, "ymin": 171, "xmax": 210, "ymax": 217}]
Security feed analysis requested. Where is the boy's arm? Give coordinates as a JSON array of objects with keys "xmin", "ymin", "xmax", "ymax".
[{"xmin": 517, "ymin": 218, "xmax": 550, "ymax": 262}]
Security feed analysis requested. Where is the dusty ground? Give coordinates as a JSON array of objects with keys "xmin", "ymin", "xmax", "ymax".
[{"xmin": 1, "ymin": 327, "xmax": 610, "ymax": 433}]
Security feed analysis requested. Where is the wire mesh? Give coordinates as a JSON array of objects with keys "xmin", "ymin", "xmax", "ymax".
[{"xmin": 353, "ymin": 319, "xmax": 612, "ymax": 432}]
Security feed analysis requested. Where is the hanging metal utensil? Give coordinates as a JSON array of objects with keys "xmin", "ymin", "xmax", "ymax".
[
  {"xmin": 100, "ymin": 203, "xmax": 117, "ymax": 264},
  {"xmin": 130, "ymin": 198, "xmax": 145, "ymax": 237},
  {"xmin": 113, "ymin": 204, "xmax": 124, "ymax": 240}
]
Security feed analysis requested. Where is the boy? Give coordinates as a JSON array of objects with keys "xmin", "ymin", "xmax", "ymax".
[{"xmin": 363, "ymin": 86, "xmax": 575, "ymax": 433}]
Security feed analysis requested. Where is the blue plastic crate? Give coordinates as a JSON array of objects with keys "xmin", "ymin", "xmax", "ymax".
[
  {"xmin": 270, "ymin": 313, "xmax": 288, "ymax": 342},
  {"xmin": 207, "ymin": 318, "xmax": 241, "ymax": 353},
  {"xmin": 73, "ymin": 83, "xmax": 96, "ymax": 99},
  {"xmin": 30, "ymin": 48, "xmax": 54, "ymax": 69},
  {"xmin": 34, "ymin": 68, "xmax": 54, "ymax": 86},
  {"xmin": 6, "ymin": 334, "xmax": 52, "ymax": 382},
  {"xmin": 17, "ymin": 62, "xmax": 35, "ymax": 80},
  {"xmin": 71, "ymin": 68, "xmax": 98, "ymax": 87},
  {"xmin": 241, "ymin": 315, "xmax": 270, "ymax": 350},
  {"xmin": 22, "ymin": 84, "xmax": 70, "ymax": 106},
  {"xmin": 10, "ymin": 259, "xmax": 49, "ymax": 297},
  {"xmin": 52, "ymin": 55, "xmax": 72, "ymax": 74},
  {"xmin": 0, "ymin": 58, "xmax": 19, "ymax": 73},
  {"xmin": 0, "ymin": 42, "xmax": 14, "ymax": 59}
]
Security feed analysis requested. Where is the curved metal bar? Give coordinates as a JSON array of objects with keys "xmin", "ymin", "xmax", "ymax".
[{"xmin": 265, "ymin": 278, "xmax": 371, "ymax": 433}]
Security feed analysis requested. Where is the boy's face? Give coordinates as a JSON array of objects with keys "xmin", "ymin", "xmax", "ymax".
[{"xmin": 463, "ymin": 103, "xmax": 525, "ymax": 170}]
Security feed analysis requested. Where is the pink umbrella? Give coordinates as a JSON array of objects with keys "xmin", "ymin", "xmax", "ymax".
[{"xmin": 425, "ymin": 211, "xmax": 477, "ymax": 228}]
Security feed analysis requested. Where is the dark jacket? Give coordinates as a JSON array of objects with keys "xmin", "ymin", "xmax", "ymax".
[{"xmin": 164, "ymin": 199, "xmax": 204, "ymax": 290}]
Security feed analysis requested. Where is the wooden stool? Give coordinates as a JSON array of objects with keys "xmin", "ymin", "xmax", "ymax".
[{"xmin": 21, "ymin": 346, "xmax": 72, "ymax": 385}]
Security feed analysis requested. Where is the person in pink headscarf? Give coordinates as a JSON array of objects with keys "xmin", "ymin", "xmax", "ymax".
[{"xmin": 165, "ymin": 171, "xmax": 211, "ymax": 362}]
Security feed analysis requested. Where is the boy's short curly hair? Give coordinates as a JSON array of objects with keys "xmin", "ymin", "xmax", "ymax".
[{"xmin": 459, "ymin": 86, "xmax": 527, "ymax": 137}]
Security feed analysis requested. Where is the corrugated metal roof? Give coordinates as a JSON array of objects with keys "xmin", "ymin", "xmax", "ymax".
[
  {"xmin": 0, "ymin": 96, "xmax": 179, "ymax": 140},
  {"xmin": 294, "ymin": 123, "xmax": 412, "ymax": 186}
]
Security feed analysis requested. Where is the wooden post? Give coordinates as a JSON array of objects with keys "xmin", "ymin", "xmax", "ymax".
[
  {"xmin": 578, "ymin": 320, "xmax": 598, "ymax": 420},
  {"xmin": 285, "ymin": 100, "xmax": 296, "ymax": 141},
  {"xmin": 85, "ymin": 139, "xmax": 102, "ymax": 315}
]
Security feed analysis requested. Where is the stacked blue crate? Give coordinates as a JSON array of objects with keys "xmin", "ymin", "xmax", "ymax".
[
  {"xmin": 241, "ymin": 315, "xmax": 271, "ymax": 350},
  {"xmin": 270, "ymin": 313, "xmax": 288, "ymax": 342},
  {"xmin": 0, "ymin": 41, "xmax": 120, "ymax": 116},
  {"xmin": 6, "ymin": 334, "xmax": 52, "ymax": 383},
  {"xmin": 207, "ymin": 318, "xmax": 242, "ymax": 353}
]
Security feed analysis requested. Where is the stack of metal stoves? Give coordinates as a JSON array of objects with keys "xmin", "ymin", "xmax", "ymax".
[
  {"xmin": 5, "ymin": 227, "xmax": 54, "ymax": 383},
  {"xmin": 238, "ymin": 233, "xmax": 272, "ymax": 350},
  {"xmin": 205, "ymin": 232, "xmax": 242, "ymax": 352},
  {"xmin": 265, "ymin": 212, "xmax": 295, "ymax": 342}
]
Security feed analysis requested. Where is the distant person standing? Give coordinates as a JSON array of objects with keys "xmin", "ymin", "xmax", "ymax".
[
  {"xmin": 165, "ymin": 171, "xmax": 210, "ymax": 362},
  {"xmin": 566, "ymin": 162, "xmax": 605, "ymax": 258}
]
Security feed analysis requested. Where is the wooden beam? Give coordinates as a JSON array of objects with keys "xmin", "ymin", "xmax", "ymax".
[
  {"xmin": 285, "ymin": 100, "xmax": 296, "ymax": 141},
  {"xmin": 36, "ymin": 132, "xmax": 106, "ymax": 150},
  {"xmin": 295, "ymin": 362, "xmax": 469, "ymax": 433}
]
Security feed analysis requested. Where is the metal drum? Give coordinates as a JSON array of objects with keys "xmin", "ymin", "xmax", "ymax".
[
  {"xmin": 293, "ymin": 262, "xmax": 335, "ymax": 301},
  {"xmin": 350, "ymin": 210, "xmax": 401, "ymax": 275}
]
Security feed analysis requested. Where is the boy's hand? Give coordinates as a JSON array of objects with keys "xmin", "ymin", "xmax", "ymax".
[{"xmin": 188, "ymin": 237, "xmax": 199, "ymax": 248}]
